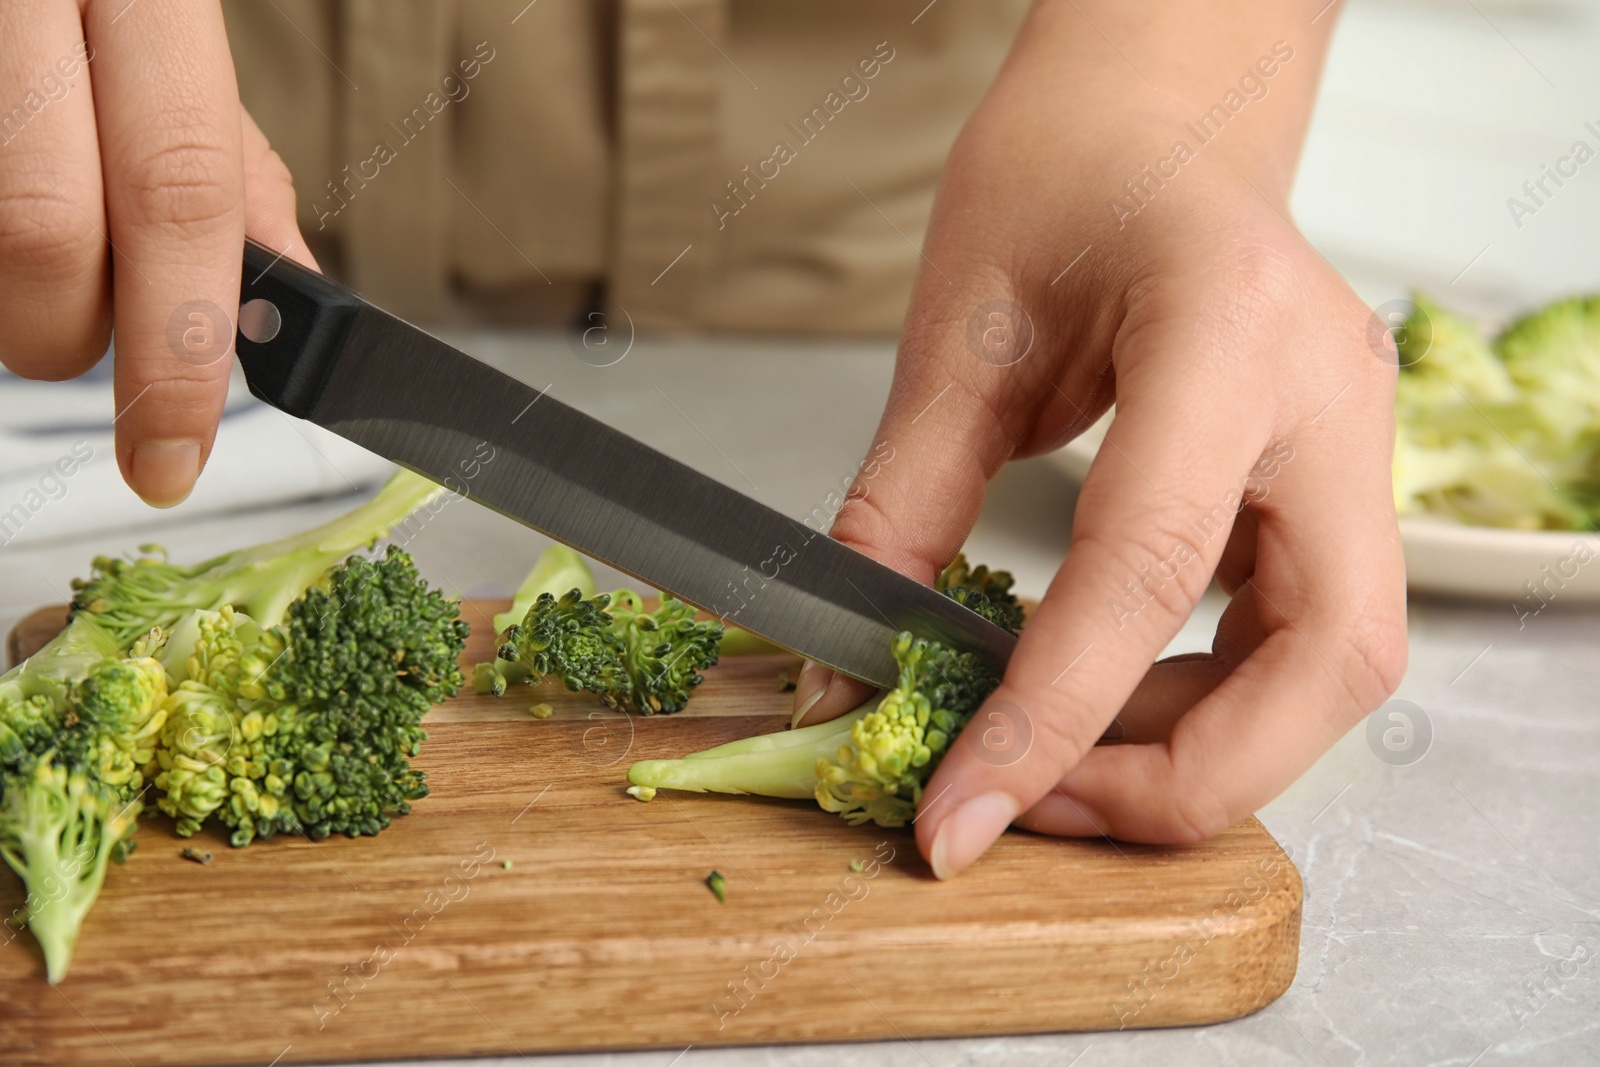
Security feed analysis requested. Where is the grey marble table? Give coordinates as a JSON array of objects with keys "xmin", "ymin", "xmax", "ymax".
[{"xmin": 2, "ymin": 329, "xmax": 1593, "ymax": 1067}]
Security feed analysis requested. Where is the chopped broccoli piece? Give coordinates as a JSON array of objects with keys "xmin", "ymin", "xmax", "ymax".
[
  {"xmin": 471, "ymin": 662, "xmax": 507, "ymax": 697},
  {"xmin": 180, "ymin": 847, "xmax": 212, "ymax": 865},
  {"xmin": 153, "ymin": 547, "xmax": 468, "ymax": 847},
  {"xmin": 0, "ymin": 757, "xmax": 140, "ymax": 983},
  {"xmin": 1497, "ymin": 293, "xmax": 1600, "ymax": 449},
  {"xmin": 498, "ymin": 588, "xmax": 626, "ymax": 696},
  {"xmin": 491, "ymin": 545, "xmax": 595, "ymax": 637},
  {"xmin": 529, "ymin": 703, "xmax": 554, "ymax": 719},
  {"xmin": 69, "ymin": 469, "xmax": 445, "ymax": 648},
  {"xmin": 705, "ymin": 869, "xmax": 726, "ymax": 902},
  {"xmin": 0, "ymin": 614, "xmax": 168, "ymax": 982},
  {"xmin": 492, "ymin": 560, "xmax": 723, "ymax": 716},
  {"xmin": 936, "ymin": 553, "xmax": 1025, "ymax": 633},
  {"xmin": 627, "ymin": 631, "xmax": 1000, "ymax": 827},
  {"xmin": 1392, "ymin": 292, "xmax": 1600, "ymax": 530},
  {"xmin": 604, "ymin": 590, "xmax": 721, "ymax": 715}
]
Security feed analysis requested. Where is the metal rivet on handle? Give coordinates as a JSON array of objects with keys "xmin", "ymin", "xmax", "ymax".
[{"xmin": 239, "ymin": 298, "xmax": 282, "ymax": 344}]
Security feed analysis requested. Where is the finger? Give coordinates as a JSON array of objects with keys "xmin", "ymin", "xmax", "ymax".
[
  {"xmin": 1020, "ymin": 407, "xmax": 1406, "ymax": 842},
  {"xmin": 791, "ymin": 301, "xmax": 1036, "ymax": 726},
  {"xmin": 88, "ymin": 0, "xmax": 245, "ymax": 507},
  {"xmin": 0, "ymin": 6, "xmax": 108, "ymax": 379},
  {"xmin": 240, "ymin": 108, "xmax": 317, "ymax": 271},
  {"xmin": 914, "ymin": 324, "xmax": 1276, "ymax": 878},
  {"xmin": 1096, "ymin": 581, "xmax": 1269, "ymax": 745},
  {"xmin": 1214, "ymin": 504, "xmax": 1258, "ymax": 595},
  {"xmin": 1112, "ymin": 655, "xmax": 1228, "ymax": 744}
]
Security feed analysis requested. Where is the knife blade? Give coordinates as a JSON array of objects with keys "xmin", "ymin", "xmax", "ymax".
[{"xmin": 233, "ymin": 239, "xmax": 1016, "ymax": 688}]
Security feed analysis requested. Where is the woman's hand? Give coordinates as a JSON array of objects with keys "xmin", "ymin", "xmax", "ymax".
[
  {"xmin": 792, "ymin": 0, "xmax": 1406, "ymax": 876},
  {"xmin": 0, "ymin": 0, "xmax": 314, "ymax": 506}
]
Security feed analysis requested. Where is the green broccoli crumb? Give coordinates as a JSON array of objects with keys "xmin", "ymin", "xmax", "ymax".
[{"xmin": 705, "ymin": 870, "xmax": 726, "ymax": 903}]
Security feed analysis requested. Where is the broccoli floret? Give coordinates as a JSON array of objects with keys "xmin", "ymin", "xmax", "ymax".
[
  {"xmin": 1396, "ymin": 294, "xmax": 1519, "ymax": 409},
  {"xmin": 604, "ymin": 590, "xmax": 721, "ymax": 715},
  {"xmin": 69, "ymin": 469, "xmax": 445, "ymax": 649},
  {"xmin": 0, "ymin": 615, "xmax": 169, "ymax": 982},
  {"xmin": 0, "ymin": 757, "xmax": 140, "ymax": 983},
  {"xmin": 491, "ymin": 545, "xmax": 595, "ymax": 637},
  {"xmin": 490, "ymin": 547, "xmax": 724, "ymax": 716},
  {"xmin": 498, "ymin": 588, "xmax": 624, "ymax": 696},
  {"xmin": 496, "ymin": 588, "xmax": 722, "ymax": 715},
  {"xmin": 1496, "ymin": 293, "xmax": 1600, "ymax": 448},
  {"xmin": 1391, "ymin": 292, "xmax": 1600, "ymax": 530},
  {"xmin": 153, "ymin": 547, "xmax": 468, "ymax": 847},
  {"xmin": 936, "ymin": 553, "xmax": 1025, "ymax": 633},
  {"xmin": 626, "ymin": 631, "xmax": 999, "ymax": 827}
]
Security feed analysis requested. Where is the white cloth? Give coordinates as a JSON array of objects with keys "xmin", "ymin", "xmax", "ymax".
[{"xmin": 0, "ymin": 369, "xmax": 393, "ymax": 549}]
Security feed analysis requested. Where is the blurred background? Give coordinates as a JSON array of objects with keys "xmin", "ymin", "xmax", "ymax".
[{"xmin": 2, "ymin": 0, "xmax": 1598, "ymax": 632}]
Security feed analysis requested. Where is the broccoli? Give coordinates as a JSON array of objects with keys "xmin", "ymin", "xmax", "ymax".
[
  {"xmin": 936, "ymin": 553, "xmax": 1026, "ymax": 633},
  {"xmin": 604, "ymin": 590, "xmax": 722, "ymax": 715},
  {"xmin": 490, "ymin": 544, "xmax": 595, "ymax": 637},
  {"xmin": 0, "ymin": 615, "xmax": 168, "ymax": 982},
  {"xmin": 1497, "ymin": 293, "xmax": 1600, "ymax": 450},
  {"xmin": 153, "ymin": 547, "xmax": 468, "ymax": 847},
  {"xmin": 1389, "ymin": 292, "xmax": 1600, "ymax": 530},
  {"xmin": 487, "ymin": 547, "xmax": 724, "ymax": 715},
  {"xmin": 496, "ymin": 588, "xmax": 722, "ymax": 715},
  {"xmin": 497, "ymin": 588, "xmax": 625, "ymax": 697},
  {"xmin": 626, "ymin": 631, "xmax": 999, "ymax": 827},
  {"xmin": 69, "ymin": 469, "xmax": 445, "ymax": 648}
]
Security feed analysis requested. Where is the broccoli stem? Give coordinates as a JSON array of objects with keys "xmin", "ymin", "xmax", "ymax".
[
  {"xmin": 192, "ymin": 468, "xmax": 447, "ymax": 628},
  {"xmin": 717, "ymin": 627, "xmax": 786, "ymax": 657},
  {"xmin": 71, "ymin": 469, "xmax": 445, "ymax": 647},
  {"xmin": 625, "ymin": 708, "xmax": 867, "ymax": 798}
]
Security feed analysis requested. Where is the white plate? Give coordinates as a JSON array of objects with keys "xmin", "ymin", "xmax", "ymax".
[{"xmin": 1048, "ymin": 415, "xmax": 1600, "ymax": 604}]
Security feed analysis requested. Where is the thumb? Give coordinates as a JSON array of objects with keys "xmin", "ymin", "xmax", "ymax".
[{"xmin": 791, "ymin": 319, "xmax": 1020, "ymax": 726}]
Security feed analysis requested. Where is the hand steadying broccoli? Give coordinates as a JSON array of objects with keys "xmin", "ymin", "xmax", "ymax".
[
  {"xmin": 623, "ymin": 553, "xmax": 1014, "ymax": 827},
  {"xmin": 1, "ymin": 470, "xmax": 463, "ymax": 982}
]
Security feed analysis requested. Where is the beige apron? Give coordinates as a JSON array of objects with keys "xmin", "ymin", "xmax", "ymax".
[{"xmin": 224, "ymin": 0, "xmax": 1027, "ymax": 333}]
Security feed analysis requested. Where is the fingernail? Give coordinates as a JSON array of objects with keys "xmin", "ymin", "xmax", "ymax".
[
  {"xmin": 790, "ymin": 661, "xmax": 834, "ymax": 729},
  {"xmin": 130, "ymin": 439, "xmax": 201, "ymax": 508},
  {"xmin": 929, "ymin": 791, "xmax": 1020, "ymax": 881}
]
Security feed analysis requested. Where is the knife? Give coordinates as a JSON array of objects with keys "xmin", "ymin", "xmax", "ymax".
[{"xmin": 233, "ymin": 239, "xmax": 1016, "ymax": 689}]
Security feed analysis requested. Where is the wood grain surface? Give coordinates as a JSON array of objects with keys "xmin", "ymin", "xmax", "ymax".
[{"xmin": 1, "ymin": 601, "xmax": 1301, "ymax": 1066}]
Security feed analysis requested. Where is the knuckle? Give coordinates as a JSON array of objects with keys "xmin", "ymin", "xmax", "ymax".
[
  {"xmin": 1221, "ymin": 241, "xmax": 1301, "ymax": 322},
  {"xmin": 1038, "ymin": 722, "xmax": 1092, "ymax": 777},
  {"xmin": 1159, "ymin": 784, "xmax": 1233, "ymax": 845},
  {"xmin": 0, "ymin": 187, "xmax": 105, "ymax": 285},
  {"xmin": 1339, "ymin": 603, "xmax": 1409, "ymax": 712},
  {"xmin": 120, "ymin": 131, "xmax": 239, "ymax": 230},
  {"xmin": 1076, "ymin": 522, "xmax": 1212, "ymax": 626}
]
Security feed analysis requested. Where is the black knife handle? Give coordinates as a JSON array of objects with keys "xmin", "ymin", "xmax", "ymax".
[{"xmin": 237, "ymin": 238, "xmax": 363, "ymax": 418}]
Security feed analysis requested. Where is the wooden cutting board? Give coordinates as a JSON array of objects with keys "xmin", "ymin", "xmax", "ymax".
[{"xmin": 1, "ymin": 601, "xmax": 1301, "ymax": 1066}]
